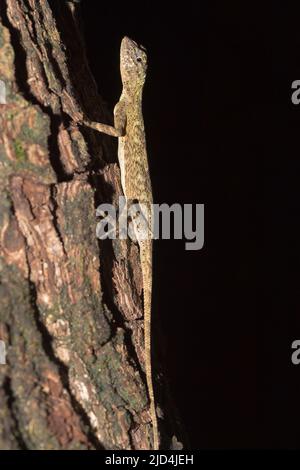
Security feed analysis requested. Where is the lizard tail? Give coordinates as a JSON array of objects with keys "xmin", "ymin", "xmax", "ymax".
[{"xmin": 140, "ymin": 239, "xmax": 159, "ymax": 450}]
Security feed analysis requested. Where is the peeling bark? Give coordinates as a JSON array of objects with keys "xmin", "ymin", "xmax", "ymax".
[{"xmin": 0, "ymin": 0, "xmax": 183, "ymax": 450}]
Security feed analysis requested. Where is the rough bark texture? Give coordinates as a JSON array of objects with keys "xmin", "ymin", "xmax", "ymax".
[{"xmin": 0, "ymin": 0, "xmax": 184, "ymax": 450}]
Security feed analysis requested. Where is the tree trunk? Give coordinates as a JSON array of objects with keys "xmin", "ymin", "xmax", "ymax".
[{"xmin": 0, "ymin": 0, "xmax": 183, "ymax": 450}]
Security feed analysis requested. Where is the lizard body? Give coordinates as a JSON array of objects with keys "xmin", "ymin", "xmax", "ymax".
[{"xmin": 83, "ymin": 36, "xmax": 159, "ymax": 450}]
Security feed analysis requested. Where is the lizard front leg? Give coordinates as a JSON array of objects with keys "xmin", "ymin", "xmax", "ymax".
[{"xmin": 82, "ymin": 99, "xmax": 127, "ymax": 137}]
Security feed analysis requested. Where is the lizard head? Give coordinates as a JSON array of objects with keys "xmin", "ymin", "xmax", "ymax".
[{"xmin": 120, "ymin": 36, "xmax": 147, "ymax": 89}]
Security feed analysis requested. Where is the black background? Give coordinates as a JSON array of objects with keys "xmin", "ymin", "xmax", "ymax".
[{"xmin": 80, "ymin": 1, "xmax": 300, "ymax": 449}]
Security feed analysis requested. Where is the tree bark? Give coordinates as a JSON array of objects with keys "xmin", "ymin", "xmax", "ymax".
[{"xmin": 0, "ymin": 0, "xmax": 183, "ymax": 450}]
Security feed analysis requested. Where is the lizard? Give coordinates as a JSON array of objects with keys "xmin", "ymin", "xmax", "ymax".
[{"xmin": 81, "ymin": 36, "xmax": 159, "ymax": 450}]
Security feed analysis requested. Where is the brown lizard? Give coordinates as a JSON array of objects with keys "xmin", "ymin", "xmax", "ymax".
[{"xmin": 82, "ymin": 36, "xmax": 159, "ymax": 450}]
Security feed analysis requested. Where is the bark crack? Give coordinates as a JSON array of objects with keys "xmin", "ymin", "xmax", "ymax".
[
  {"xmin": 49, "ymin": 184, "xmax": 67, "ymax": 256},
  {"xmin": 27, "ymin": 280, "xmax": 104, "ymax": 449}
]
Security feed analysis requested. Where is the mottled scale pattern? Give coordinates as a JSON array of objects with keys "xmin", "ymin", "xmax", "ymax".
[
  {"xmin": 84, "ymin": 36, "xmax": 159, "ymax": 450},
  {"xmin": 123, "ymin": 112, "xmax": 152, "ymax": 203},
  {"xmin": 119, "ymin": 89, "xmax": 158, "ymax": 449},
  {"xmin": 118, "ymin": 38, "xmax": 158, "ymax": 450}
]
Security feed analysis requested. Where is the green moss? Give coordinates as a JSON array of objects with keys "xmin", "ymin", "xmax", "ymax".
[
  {"xmin": 0, "ymin": 144, "xmax": 6, "ymax": 163},
  {"xmin": 20, "ymin": 113, "xmax": 50, "ymax": 146},
  {"xmin": 14, "ymin": 139, "xmax": 26, "ymax": 162},
  {"xmin": 6, "ymin": 111, "xmax": 16, "ymax": 121},
  {"xmin": 0, "ymin": 192, "xmax": 13, "ymax": 229},
  {"xmin": 0, "ymin": 25, "xmax": 5, "ymax": 49},
  {"xmin": 86, "ymin": 330, "xmax": 148, "ymax": 415}
]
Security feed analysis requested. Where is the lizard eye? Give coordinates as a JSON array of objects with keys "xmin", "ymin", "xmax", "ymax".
[{"xmin": 137, "ymin": 57, "xmax": 142, "ymax": 62}]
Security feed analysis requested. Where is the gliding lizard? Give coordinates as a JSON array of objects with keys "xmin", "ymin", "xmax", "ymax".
[{"xmin": 82, "ymin": 36, "xmax": 159, "ymax": 450}]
